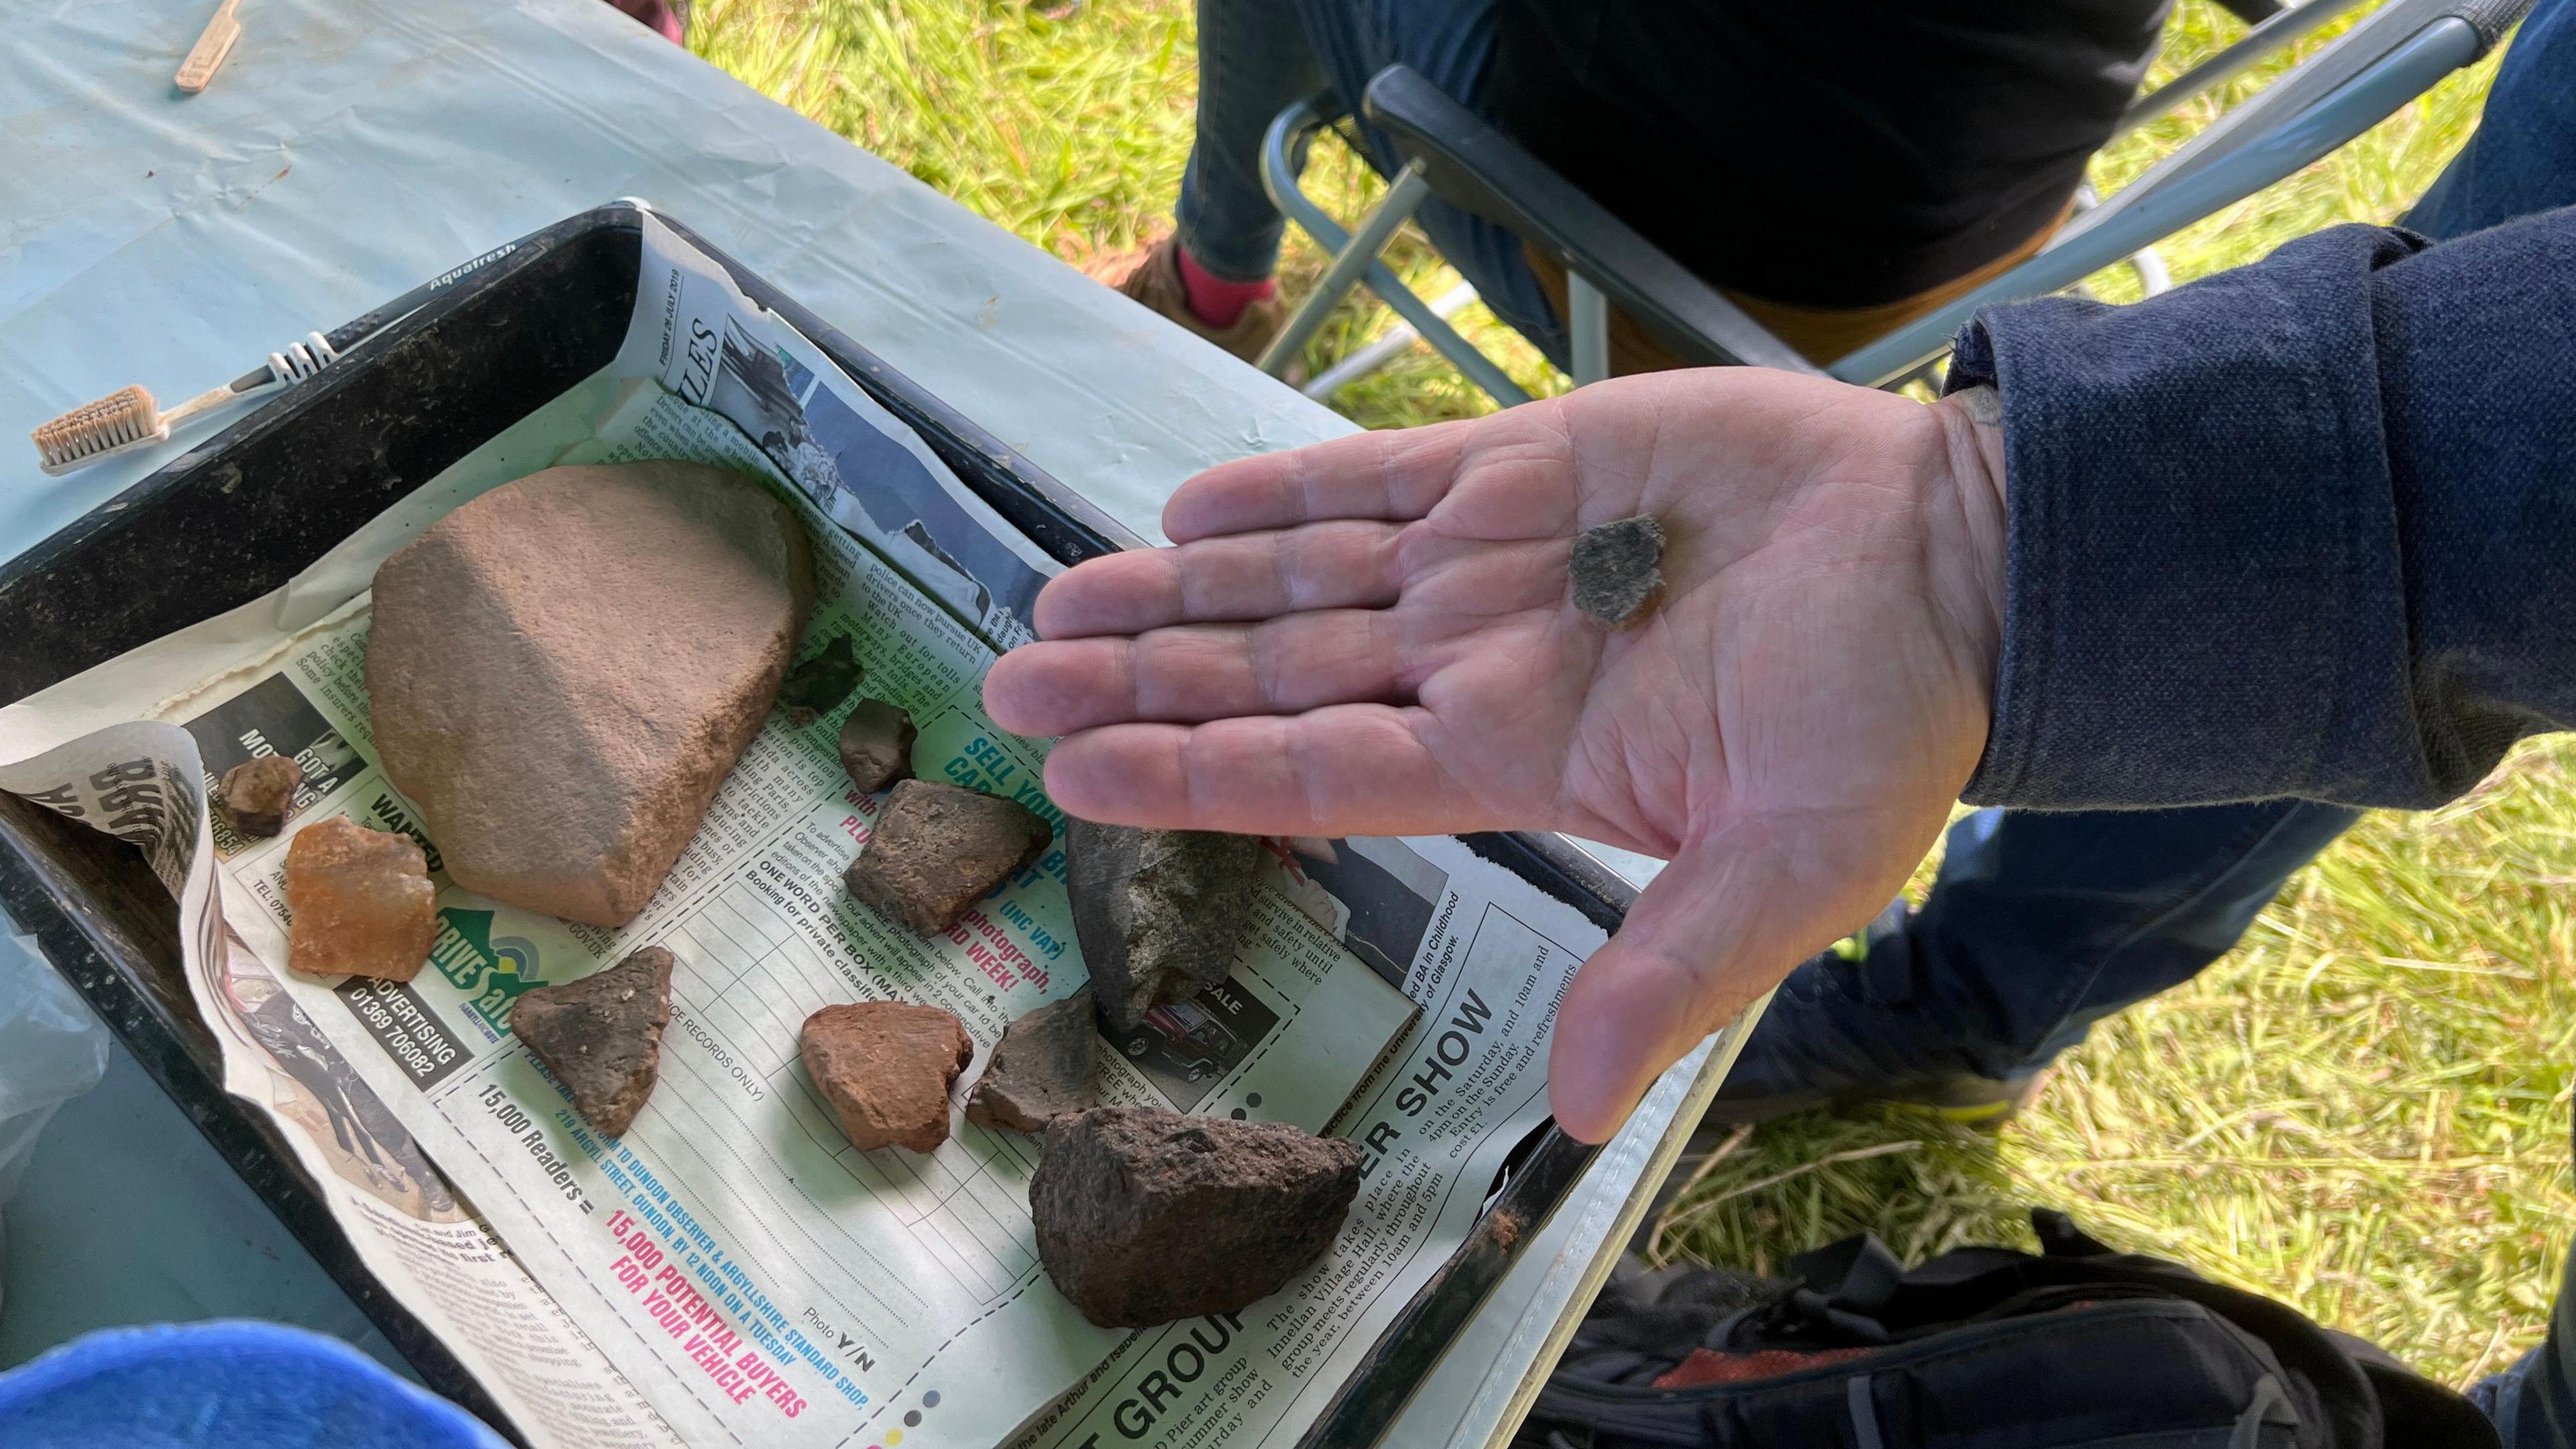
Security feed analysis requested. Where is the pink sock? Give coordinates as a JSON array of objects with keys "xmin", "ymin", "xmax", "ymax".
[{"xmin": 1176, "ymin": 247, "xmax": 1276, "ymax": 329}]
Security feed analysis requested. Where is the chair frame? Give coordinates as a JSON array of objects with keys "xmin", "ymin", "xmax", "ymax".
[{"xmin": 1258, "ymin": 0, "xmax": 2530, "ymax": 402}]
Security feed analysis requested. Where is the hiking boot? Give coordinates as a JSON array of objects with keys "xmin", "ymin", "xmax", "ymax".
[
  {"xmin": 1112, "ymin": 238, "xmax": 1287, "ymax": 368},
  {"xmin": 1710, "ymin": 902, "xmax": 2043, "ymax": 1130}
]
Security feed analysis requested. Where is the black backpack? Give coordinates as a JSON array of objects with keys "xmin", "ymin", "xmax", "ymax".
[{"xmin": 1519, "ymin": 1210, "xmax": 2496, "ymax": 1449}]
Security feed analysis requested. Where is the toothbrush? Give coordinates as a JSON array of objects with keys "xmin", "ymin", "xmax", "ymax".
[
  {"xmin": 25, "ymin": 246, "xmax": 511, "ymax": 477},
  {"xmin": 31, "ymin": 333, "xmax": 339, "ymax": 476},
  {"xmin": 176, "ymin": 0, "xmax": 246, "ymax": 95}
]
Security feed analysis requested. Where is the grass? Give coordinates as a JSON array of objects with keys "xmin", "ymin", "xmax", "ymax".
[{"xmin": 688, "ymin": 0, "xmax": 2564, "ymax": 1387}]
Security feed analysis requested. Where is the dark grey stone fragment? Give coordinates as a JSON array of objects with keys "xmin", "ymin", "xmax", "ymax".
[
  {"xmin": 1066, "ymin": 822, "xmax": 1260, "ymax": 1033},
  {"xmin": 845, "ymin": 780, "xmax": 1055, "ymax": 934},
  {"xmin": 510, "ymin": 946, "xmax": 676, "ymax": 1137},
  {"xmin": 782, "ymin": 633, "xmax": 863, "ymax": 725},
  {"xmin": 966, "ymin": 989, "xmax": 1099, "ymax": 1132},
  {"xmin": 1031, "ymin": 1106, "xmax": 1360, "ymax": 1327},
  {"xmin": 836, "ymin": 699, "xmax": 918, "ymax": 794},
  {"xmin": 1569, "ymin": 514, "xmax": 1666, "ymax": 625}
]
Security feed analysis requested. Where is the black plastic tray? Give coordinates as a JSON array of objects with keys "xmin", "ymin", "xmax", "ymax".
[{"xmin": 0, "ymin": 204, "xmax": 1635, "ymax": 1448}]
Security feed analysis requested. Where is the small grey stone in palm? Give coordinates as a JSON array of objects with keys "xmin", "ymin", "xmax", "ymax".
[{"xmin": 1569, "ymin": 514, "xmax": 1666, "ymax": 625}]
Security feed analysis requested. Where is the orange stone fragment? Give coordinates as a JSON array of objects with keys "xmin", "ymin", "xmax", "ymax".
[
  {"xmin": 801, "ymin": 1002, "xmax": 974, "ymax": 1153},
  {"xmin": 285, "ymin": 816, "xmax": 438, "ymax": 982}
]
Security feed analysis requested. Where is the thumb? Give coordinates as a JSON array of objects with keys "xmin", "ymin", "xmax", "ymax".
[{"xmin": 1546, "ymin": 824, "xmax": 1855, "ymax": 1142}]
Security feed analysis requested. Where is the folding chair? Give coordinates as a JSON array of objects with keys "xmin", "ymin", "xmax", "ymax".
[{"xmin": 1255, "ymin": 0, "xmax": 2533, "ymax": 402}]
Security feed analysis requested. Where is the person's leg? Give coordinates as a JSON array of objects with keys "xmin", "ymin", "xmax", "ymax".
[
  {"xmin": 2405, "ymin": 0, "xmax": 2576, "ymax": 241},
  {"xmin": 1907, "ymin": 800, "xmax": 2367, "ymax": 1079},
  {"xmin": 1148, "ymin": 0, "xmax": 1567, "ymax": 364},
  {"xmin": 1171, "ymin": 0, "xmax": 1327, "ymax": 290},
  {"xmin": 2476, "ymin": 1236, "xmax": 2576, "ymax": 1445},
  {"xmin": 2436, "ymin": 11, "xmax": 2576, "ymax": 1431},
  {"xmin": 1287, "ymin": 0, "xmax": 1571, "ymax": 364},
  {"xmin": 1717, "ymin": 799, "xmax": 2363, "ymax": 1121}
]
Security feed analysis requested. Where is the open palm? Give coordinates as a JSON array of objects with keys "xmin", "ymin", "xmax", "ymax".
[{"xmin": 984, "ymin": 368, "xmax": 2005, "ymax": 1140}]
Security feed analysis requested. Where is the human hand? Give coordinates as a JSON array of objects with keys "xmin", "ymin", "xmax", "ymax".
[{"xmin": 985, "ymin": 368, "xmax": 2008, "ymax": 1140}]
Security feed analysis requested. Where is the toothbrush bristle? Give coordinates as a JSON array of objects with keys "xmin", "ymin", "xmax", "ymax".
[{"xmin": 32, "ymin": 386, "xmax": 164, "ymax": 470}]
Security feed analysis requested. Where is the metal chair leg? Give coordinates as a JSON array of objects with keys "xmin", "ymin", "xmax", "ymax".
[
  {"xmin": 1567, "ymin": 273, "xmax": 1611, "ymax": 386},
  {"xmin": 1259, "ymin": 96, "xmax": 1534, "ymax": 407},
  {"xmin": 1301, "ymin": 282, "xmax": 1479, "ymax": 400},
  {"xmin": 1258, "ymin": 160, "xmax": 1432, "ymax": 376}
]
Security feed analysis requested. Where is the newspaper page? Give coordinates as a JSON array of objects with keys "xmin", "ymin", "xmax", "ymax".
[
  {"xmin": 158, "ymin": 367, "xmax": 1415, "ymax": 1448},
  {"xmin": 0, "ymin": 212, "xmax": 1741, "ymax": 1449},
  {"xmin": 619, "ymin": 211, "xmax": 1062, "ymax": 650},
  {"xmin": 1010, "ymin": 833, "xmax": 1613, "ymax": 1449},
  {"xmin": 0, "ymin": 724, "xmax": 690, "ymax": 1446}
]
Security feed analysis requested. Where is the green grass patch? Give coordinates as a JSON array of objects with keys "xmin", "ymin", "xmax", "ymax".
[{"xmin": 694, "ymin": 0, "xmax": 2559, "ymax": 1385}]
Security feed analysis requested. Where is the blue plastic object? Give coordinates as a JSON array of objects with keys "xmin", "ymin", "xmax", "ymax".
[{"xmin": 0, "ymin": 1320, "xmax": 506, "ymax": 1449}]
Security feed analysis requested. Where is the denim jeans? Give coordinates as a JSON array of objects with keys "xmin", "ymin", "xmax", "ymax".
[{"xmin": 1172, "ymin": 0, "xmax": 1571, "ymax": 363}]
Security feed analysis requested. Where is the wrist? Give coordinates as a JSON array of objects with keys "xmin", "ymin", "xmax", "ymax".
[{"xmin": 1924, "ymin": 385, "xmax": 2010, "ymax": 708}]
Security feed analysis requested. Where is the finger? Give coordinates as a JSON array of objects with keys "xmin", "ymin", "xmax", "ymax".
[
  {"xmin": 1546, "ymin": 824, "xmax": 1854, "ymax": 1143},
  {"xmin": 1032, "ymin": 519, "xmax": 1409, "ymax": 639},
  {"xmin": 985, "ymin": 612, "xmax": 1418, "ymax": 735},
  {"xmin": 1163, "ymin": 419, "xmax": 1477, "ymax": 541},
  {"xmin": 1039, "ymin": 707, "xmax": 1509, "ymax": 838}
]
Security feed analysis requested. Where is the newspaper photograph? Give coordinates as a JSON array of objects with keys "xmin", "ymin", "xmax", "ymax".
[{"xmin": 0, "ymin": 212, "xmax": 1737, "ymax": 1449}]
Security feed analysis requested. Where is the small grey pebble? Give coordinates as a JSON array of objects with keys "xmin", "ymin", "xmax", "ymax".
[{"xmin": 1568, "ymin": 515, "xmax": 1666, "ymax": 625}]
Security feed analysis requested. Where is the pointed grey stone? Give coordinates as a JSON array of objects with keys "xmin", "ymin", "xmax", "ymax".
[{"xmin": 511, "ymin": 946, "xmax": 676, "ymax": 1137}]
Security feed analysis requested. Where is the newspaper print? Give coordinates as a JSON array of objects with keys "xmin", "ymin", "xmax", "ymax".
[
  {"xmin": 162, "ymin": 380, "xmax": 1414, "ymax": 1449},
  {"xmin": 0, "ymin": 214, "xmax": 1748, "ymax": 1449}
]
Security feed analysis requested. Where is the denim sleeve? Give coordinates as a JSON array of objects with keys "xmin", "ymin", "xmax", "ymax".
[{"xmin": 1945, "ymin": 207, "xmax": 2576, "ymax": 810}]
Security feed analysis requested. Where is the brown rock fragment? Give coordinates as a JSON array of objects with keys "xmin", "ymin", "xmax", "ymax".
[
  {"xmin": 801, "ymin": 1002, "xmax": 974, "ymax": 1152},
  {"xmin": 966, "ymin": 991, "xmax": 1099, "ymax": 1133},
  {"xmin": 367, "ymin": 461, "xmax": 815, "ymax": 928},
  {"xmin": 836, "ymin": 700, "xmax": 917, "ymax": 794},
  {"xmin": 1568, "ymin": 514, "xmax": 1664, "ymax": 625},
  {"xmin": 215, "ymin": 754, "xmax": 303, "ymax": 838},
  {"xmin": 510, "ymin": 946, "xmax": 676, "ymax": 1137},
  {"xmin": 285, "ymin": 816, "xmax": 438, "ymax": 982},
  {"xmin": 1067, "ymin": 822, "xmax": 1260, "ymax": 1033},
  {"xmin": 1032, "ymin": 1106, "xmax": 1361, "ymax": 1327},
  {"xmin": 844, "ymin": 780, "xmax": 1053, "ymax": 934}
]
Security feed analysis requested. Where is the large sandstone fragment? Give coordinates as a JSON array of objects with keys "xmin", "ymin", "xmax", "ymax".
[
  {"xmin": 368, "ymin": 462, "xmax": 814, "ymax": 927},
  {"xmin": 1066, "ymin": 822, "xmax": 1260, "ymax": 1033},
  {"xmin": 845, "ymin": 780, "xmax": 1053, "ymax": 934},
  {"xmin": 802, "ymin": 1002, "xmax": 974, "ymax": 1152},
  {"xmin": 966, "ymin": 991, "xmax": 1099, "ymax": 1133},
  {"xmin": 1031, "ymin": 1107, "xmax": 1361, "ymax": 1327},
  {"xmin": 285, "ymin": 816, "xmax": 438, "ymax": 982},
  {"xmin": 511, "ymin": 945, "xmax": 676, "ymax": 1137}
]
